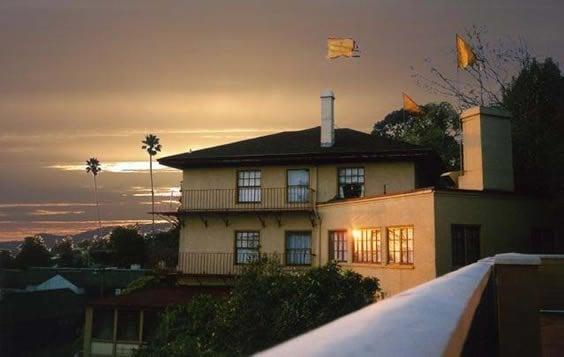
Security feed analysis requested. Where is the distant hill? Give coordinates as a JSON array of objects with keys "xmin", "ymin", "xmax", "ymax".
[{"xmin": 0, "ymin": 223, "xmax": 172, "ymax": 252}]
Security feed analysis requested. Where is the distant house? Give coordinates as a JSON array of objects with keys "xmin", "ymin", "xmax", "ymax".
[{"xmin": 158, "ymin": 90, "xmax": 558, "ymax": 295}]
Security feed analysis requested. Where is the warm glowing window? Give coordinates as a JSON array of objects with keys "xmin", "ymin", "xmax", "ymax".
[
  {"xmin": 353, "ymin": 229, "xmax": 381, "ymax": 264},
  {"xmin": 329, "ymin": 230, "xmax": 348, "ymax": 262},
  {"xmin": 338, "ymin": 167, "xmax": 365, "ymax": 198},
  {"xmin": 237, "ymin": 170, "xmax": 261, "ymax": 202},
  {"xmin": 452, "ymin": 225, "xmax": 480, "ymax": 267},
  {"xmin": 235, "ymin": 231, "xmax": 260, "ymax": 264},
  {"xmin": 387, "ymin": 226, "xmax": 414, "ymax": 264}
]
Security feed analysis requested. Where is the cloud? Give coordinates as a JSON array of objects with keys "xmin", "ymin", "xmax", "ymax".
[
  {"xmin": 47, "ymin": 161, "xmax": 178, "ymax": 173},
  {"xmin": 0, "ymin": 202, "xmax": 96, "ymax": 209},
  {"xmin": 28, "ymin": 209, "xmax": 85, "ymax": 216}
]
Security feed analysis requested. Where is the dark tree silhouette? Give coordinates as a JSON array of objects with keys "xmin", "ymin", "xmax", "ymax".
[
  {"xmin": 14, "ymin": 236, "xmax": 52, "ymax": 268},
  {"xmin": 142, "ymin": 134, "xmax": 162, "ymax": 235},
  {"xmin": 86, "ymin": 157, "xmax": 103, "ymax": 234}
]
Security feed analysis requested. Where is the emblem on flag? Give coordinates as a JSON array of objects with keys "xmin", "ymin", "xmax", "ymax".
[
  {"xmin": 327, "ymin": 38, "xmax": 360, "ymax": 59},
  {"xmin": 402, "ymin": 92, "xmax": 423, "ymax": 115},
  {"xmin": 456, "ymin": 34, "xmax": 477, "ymax": 69}
]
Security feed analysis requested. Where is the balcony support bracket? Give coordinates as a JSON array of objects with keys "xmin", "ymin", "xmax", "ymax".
[
  {"xmin": 199, "ymin": 214, "xmax": 208, "ymax": 228},
  {"xmin": 274, "ymin": 214, "xmax": 283, "ymax": 227},
  {"xmin": 309, "ymin": 212, "xmax": 319, "ymax": 227},
  {"xmin": 221, "ymin": 215, "xmax": 230, "ymax": 227},
  {"xmin": 256, "ymin": 214, "xmax": 266, "ymax": 228}
]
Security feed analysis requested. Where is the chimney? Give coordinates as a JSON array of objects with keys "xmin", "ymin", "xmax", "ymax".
[
  {"xmin": 458, "ymin": 106, "xmax": 514, "ymax": 191},
  {"xmin": 320, "ymin": 89, "xmax": 335, "ymax": 147}
]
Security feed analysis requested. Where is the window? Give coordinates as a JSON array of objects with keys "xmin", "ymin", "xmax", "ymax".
[
  {"xmin": 329, "ymin": 230, "xmax": 348, "ymax": 262},
  {"xmin": 142, "ymin": 310, "xmax": 161, "ymax": 342},
  {"xmin": 388, "ymin": 226, "xmax": 414, "ymax": 264},
  {"xmin": 116, "ymin": 310, "xmax": 140, "ymax": 341},
  {"xmin": 287, "ymin": 169, "xmax": 310, "ymax": 203},
  {"xmin": 531, "ymin": 228, "xmax": 557, "ymax": 254},
  {"xmin": 285, "ymin": 231, "xmax": 311, "ymax": 265},
  {"xmin": 237, "ymin": 170, "xmax": 261, "ymax": 202},
  {"xmin": 235, "ymin": 231, "xmax": 260, "ymax": 264},
  {"xmin": 338, "ymin": 167, "xmax": 365, "ymax": 198},
  {"xmin": 353, "ymin": 229, "xmax": 381, "ymax": 264},
  {"xmin": 451, "ymin": 225, "xmax": 480, "ymax": 268},
  {"xmin": 92, "ymin": 309, "xmax": 114, "ymax": 340}
]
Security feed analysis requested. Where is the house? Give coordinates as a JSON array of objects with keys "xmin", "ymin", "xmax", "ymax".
[{"xmin": 159, "ymin": 90, "xmax": 556, "ymax": 295}]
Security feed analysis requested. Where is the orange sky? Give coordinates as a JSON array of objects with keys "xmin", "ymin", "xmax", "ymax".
[{"xmin": 1, "ymin": 0, "xmax": 563, "ymax": 240}]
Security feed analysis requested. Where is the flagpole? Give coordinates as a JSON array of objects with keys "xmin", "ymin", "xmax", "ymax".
[{"xmin": 455, "ymin": 35, "xmax": 464, "ymax": 173}]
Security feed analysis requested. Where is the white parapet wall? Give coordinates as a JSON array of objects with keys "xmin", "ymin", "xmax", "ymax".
[{"xmin": 257, "ymin": 258, "xmax": 495, "ymax": 357}]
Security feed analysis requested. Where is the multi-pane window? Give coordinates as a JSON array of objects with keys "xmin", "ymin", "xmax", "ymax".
[
  {"xmin": 237, "ymin": 170, "xmax": 261, "ymax": 202},
  {"xmin": 329, "ymin": 230, "xmax": 348, "ymax": 262},
  {"xmin": 287, "ymin": 169, "xmax": 310, "ymax": 203},
  {"xmin": 116, "ymin": 310, "xmax": 140, "ymax": 341},
  {"xmin": 235, "ymin": 231, "xmax": 260, "ymax": 264},
  {"xmin": 338, "ymin": 167, "xmax": 365, "ymax": 198},
  {"xmin": 388, "ymin": 226, "xmax": 414, "ymax": 264},
  {"xmin": 92, "ymin": 309, "xmax": 114, "ymax": 340},
  {"xmin": 286, "ymin": 231, "xmax": 312, "ymax": 265},
  {"xmin": 353, "ymin": 229, "xmax": 381, "ymax": 264},
  {"xmin": 452, "ymin": 225, "xmax": 480, "ymax": 268}
]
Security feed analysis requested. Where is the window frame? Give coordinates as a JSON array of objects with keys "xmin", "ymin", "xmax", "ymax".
[
  {"xmin": 285, "ymin": 230, "xmax": 312, "ymax": 266},
  {"xmin": 329, "ymin": 230, "xmax": 348, "ymax": 262},
  {"xmin": 91, "ymin": 308, "xmax": 115, "ymax": 342},
  {"xmin": 286, "ymin": 168, "xmax": 310, "ymax": 203},
  {"xmin": 451, "ymin": 224, "xmax": 481, "ymax": 268},
  {"xmin": 115, "ymin": 309, "xmax": 141, "ymax": 343},
  {"xmin": 337, "ymin": 167, "xmax": 365, "ymax": 198},
  {"xmin": 387, "ymin": 225, "xmax": 414, "ymax": 265},
  {"xmin": 352, "ymin": 228, "xmax": 382, "ymax": 264},
  {"xmin": 234, "ymin": 230, "xmax": 261, "ymax": 265},
  {"xmin": 236, "ymin": 169, "xmax": 262, "ymax": 203}
]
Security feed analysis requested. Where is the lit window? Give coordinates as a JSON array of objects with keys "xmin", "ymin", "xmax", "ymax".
[
  {"xmin": 235, "ymin": 231, "xmax": 260, "ymax": 264},
  {"xmin": 387, "ymin": 226, "xmax": 414, "ymax": 265},
  {"xmin": 285, "ymin": 231, "xmax": 312, "ymax": 265},
  {"xmin": 338, "ymin": 167, "xmax": 365, "ymax": 198},
  {"xmin": 452, "ymin": 225, "xmax": 480, "ymax": 268},
  {"xmin": 329, "ymin": 230, "xmax": 348, "ymax": 262},
  {"xmin": 353, "ymin": 229, "xmax": 381, "ymax": 264},
  {"xmin": 237, "ymin": 170, "xmax": 261, "ymax": 202},
  {"xmin": 287, "ymin": 169, "xmax": 310, "ymax": 203}
]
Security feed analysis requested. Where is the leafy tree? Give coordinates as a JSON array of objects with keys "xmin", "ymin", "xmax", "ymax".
[
  {"xmin": 373, "ymin": 102, "xmax": 461, "ymax": 169},
  {"xmin": 109, "ymin": 226, "xmax": 146, "ymax": 268},
  {"xmin": 145, "ymin": 224, "xmax": 180, "ymax": 268},
  {"xmin": 503, "ymin": 58, "xmax": 564, "ymax": 196},
  {"xmin": 86, "ymin": 157, "xmax": 103, "ymax": 234},
  {"xmin": 142, "ymin": 134, "xmax": 162, "ymax": 235},
  {"xmin": 137, "ymin": 260, "xmax": 380, "ymax": 356},
  {"xmin": 14, "ymin": 236, "xmax": 52, "ymax": 268},
  {"xmin": 0, "ymin": 250, "xmax": 15, "ymax": 269},
  {"xmin": 87, "ymin": 237, "xmax": 113, "ymax": 266},
  {"xmin": 52, "ymin": 237, "xmax": 84, "ymax": 267}
]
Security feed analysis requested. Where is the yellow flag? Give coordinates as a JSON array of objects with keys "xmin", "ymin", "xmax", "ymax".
[
  {"xmin": 456, "ymin": 34, "xmax": 477, "ymax": 69},
  {"xmin": 402, "ymin": 92, "xmax": 423, "ymax": 114},
  {"xmin": 327, "ymin": 38, "xmax": 359, "ymax": 59}
]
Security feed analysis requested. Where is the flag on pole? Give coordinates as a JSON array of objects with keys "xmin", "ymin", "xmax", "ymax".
[
  {"xmin": 327, "ymin": 38, "xmax": 359, "ymax": 59},
  {"xmin": 402, "ymin": 92, "xmax": 423, "ymax": 114},
  {"xmin": 456, "ymin": 34, "xmax": 477, "ymax": 69}
]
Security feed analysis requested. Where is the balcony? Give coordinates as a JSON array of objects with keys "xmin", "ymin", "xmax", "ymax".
[
  {"xmin": 179, "ymin": 187, "xmax": 315, "ymax": 214},
  {"xmin": 178, "ymin": 251, "xmax": 313, "ymax": 276}
]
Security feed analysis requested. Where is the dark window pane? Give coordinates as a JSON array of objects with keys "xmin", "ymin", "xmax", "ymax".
[
  {"xmin": 116, "ymin": 310, "xmax": 140, "ymax": 341},
  {"xmin": 236, "ymin": 231, "xmax": 260, "ymax": 264},
  {"xmin": 92, "ymin": 309, "xmax": 114, "ymax": 340},
  {"xmin": 338, "ymin": 167, "xmax": 365, "ymax": 198},
  {"xmin": 142, "ymin": 310, "xmax": 161, "ymax": 342}
]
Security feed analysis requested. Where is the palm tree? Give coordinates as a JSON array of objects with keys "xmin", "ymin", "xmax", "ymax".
[
  {"xmin": 86, "ymin": 158, "xmax": 102, "ymax": 235},
  {"xmin": 142, "ymin": 134, "xmax": 162, "ymax": 235}
]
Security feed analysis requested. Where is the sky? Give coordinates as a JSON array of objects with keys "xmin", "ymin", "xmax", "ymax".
[{"xmin": 1, "ymin": 0, "xmax": 563, "ymax": 240}]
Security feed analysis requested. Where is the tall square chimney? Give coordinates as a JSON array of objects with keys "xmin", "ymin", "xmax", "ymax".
[
  {"xmin": 458, "ymin": 106, "xmax": 514, "ymax": 191},
  {"xmin": 320, "ymin": 89, "xmax": 335, "ymax": 147}
]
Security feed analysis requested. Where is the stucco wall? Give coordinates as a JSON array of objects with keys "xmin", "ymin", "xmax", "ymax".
[
  {"xmin": 316, "ymin": 190, "xmax": 436, "ymax": 296},
  {"xmin": 181, "ymin": 161, "xmax": 416, "ymax": 203},
  {"xmin": 433, "ymin": 191, "xmax": 548, "ymax": 276}
]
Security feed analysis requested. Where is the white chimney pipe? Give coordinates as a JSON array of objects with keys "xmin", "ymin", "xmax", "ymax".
[{"xmin": 320, "ymin": 89, "xmax": 335, "ymax": 147}]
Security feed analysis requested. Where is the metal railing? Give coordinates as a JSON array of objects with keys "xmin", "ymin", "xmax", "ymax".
[
  {"xmin": 178, "ymin": 251, "xmax": 313, "ymax": 275},
  {"xmin": 180, "ymin": 187, "xmax": 315, "ymax": 212}
]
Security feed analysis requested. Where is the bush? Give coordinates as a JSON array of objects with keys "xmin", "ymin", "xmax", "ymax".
[{"xmin": 136, "ymin": 259, "xmax": 380, "ymax": 356}]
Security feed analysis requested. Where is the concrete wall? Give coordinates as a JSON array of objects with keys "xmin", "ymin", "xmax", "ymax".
[
  {"xmin": 181, "ymin": 161, "xmax": 416, "ymax": 203},
  {"xmin": 433, "ymin": 190, "xmax": 548, "ymax": 276},
  {"xmin": 316, "ymin": 190, "xmax": 436, "ymax": 296}
]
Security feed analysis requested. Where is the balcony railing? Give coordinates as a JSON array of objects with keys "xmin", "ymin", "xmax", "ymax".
[
  {"xmin": 180, "ymin": 187, "xmax": 315, "ymax": 213},
  {"xmin": 178, "ymin": 251, "xmax": 313, "ymax": 276}
]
